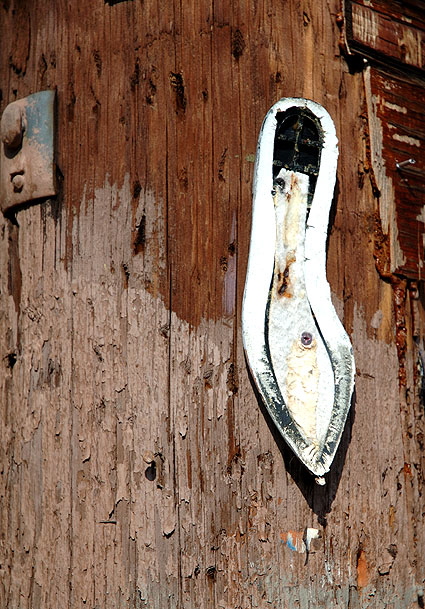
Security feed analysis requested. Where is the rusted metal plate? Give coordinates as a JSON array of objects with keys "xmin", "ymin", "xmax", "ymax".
[
  {"xmin": 0, "ymin": 90, "xmax": 57, "ymax": 213},
  {"xmin": 242, "ymin": 98, "xmax": 355, "ymax": 481},
  {"xmin": 365, "ymin": 67, "xmax": 425, "ymax": 278},
  {"xmin": 345, "ymin": 0, "xmax": 425, "ymax": 72}
]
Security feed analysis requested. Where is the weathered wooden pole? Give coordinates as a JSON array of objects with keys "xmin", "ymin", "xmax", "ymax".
[{"xmin": 0, "ymin": 1, "xmax": 424, "ymax": 607}]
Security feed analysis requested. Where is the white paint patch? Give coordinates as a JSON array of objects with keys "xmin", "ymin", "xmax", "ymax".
[
  {"xmin": 383, "ymin": 101, "xmax": 407, "ymax": 114},
  {"xmin": 305, "ymin": 527, "xmax": 320, "ymax": 552},
  {"xmin": 392, "ymin": 133, "xmax": 421, "ymax": 147},
  {"xmin": 352, "ymin": 6, "xmax": 377, "ymax": 47},
  {"xmin": 399, "ymin": 28, "xmax": 421, "ymax": 67}
]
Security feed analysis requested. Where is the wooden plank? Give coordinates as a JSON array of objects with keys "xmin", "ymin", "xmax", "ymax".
[
  {"xmin": 365, "ymin": 67, "xmax": 425, "ymax": 279},
  {"xmin": 346, "ymin": 0, "xmax": 425, "ymax": 71}
]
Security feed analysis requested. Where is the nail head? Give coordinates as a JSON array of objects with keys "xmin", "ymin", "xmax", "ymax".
[
  {"xmin": 301, "ymin": 331, "xmax": 313, "ymax": 346},
  {"xmin": 12, "ymin": 174, "xmax": 24, "ymax": 192}
]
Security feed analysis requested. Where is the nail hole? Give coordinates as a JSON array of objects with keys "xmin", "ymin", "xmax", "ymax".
[
  {"xmin": 5, "ymin": 352, "xmax": 17, "ymax": 369},
  {"xmin": 206, "ymin": 565, "xmax": 217, "ymax": 581},
  {"xmin": 145, "ymin": 461, "xmax": 157, "ymax": 481}
]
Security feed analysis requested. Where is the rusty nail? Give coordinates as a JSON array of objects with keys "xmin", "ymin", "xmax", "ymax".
[
  {"xmin": 301, "ymin": 331, "xmax": 313, "ymax": 347},
  {"xmin": 396, "ymin": 158, "xmax": 416, "ymax": 170}
]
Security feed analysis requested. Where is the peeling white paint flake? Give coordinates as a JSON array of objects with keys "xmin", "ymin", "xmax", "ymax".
[
  {"xmin": 383, "ymin": 101, "xmax": 407, "ymax": 114},
  {"xmin": 242, "ymin": 98, "xmax": 355, "ymax": 480},
  {"xmin": 392, "ymin": 133, "xmax": 421, "ymax": 147},
  {"xmin": 364, "ymin": 70, "xmax": 406, "ymax": 271},
  {"xmin": 305, "ymin": 528, "xmax": 320, "ymax": 552},
  {"xmin": 399, "ymin": 28, "xmax": 422, "ymax": 67},
  {"xmin": 416, "ymin": 207, "xmax": 425, "ymax": 224},
  {"xmin": 352, "ymin": 6, "xmax": 377, "ymax": 47}
]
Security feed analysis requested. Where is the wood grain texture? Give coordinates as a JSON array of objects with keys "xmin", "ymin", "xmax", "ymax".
[
  {"xmin": 0, "ymin": 1, "xmax": 424, "ymax": 608},
  {"xmin": 346, "ymin": 0, "xmax": 425, "ymax": 71},
  {"xmin": 364, "ymin": 67, "xmax": 425, "ymax": 280}
]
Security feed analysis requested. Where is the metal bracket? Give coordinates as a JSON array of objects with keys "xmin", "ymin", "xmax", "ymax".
[
  {"xmin": 0, "ymin": 90, "xmax": 57, "ymax": 213},
  {"xmin": 242, "ymin": 98, "xmax": 355, "ymax": 482}
]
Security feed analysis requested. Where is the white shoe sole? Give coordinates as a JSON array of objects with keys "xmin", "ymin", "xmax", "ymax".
[{"xmin": 242, "ymin": 98, "xmax": 355, "ymax": 482}]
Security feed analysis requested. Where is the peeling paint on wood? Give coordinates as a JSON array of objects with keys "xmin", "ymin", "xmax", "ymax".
[
  {"xmin": 345, "ymin": 0, "xmax": 425, "ymax": 72},
  {"xmin": 1, "ymin": 1, "xmax": 425, "ymax": 608},
  {"xmin": 364, "ymin": 67, "xmax": 425, "ymax": 279},
  {"xmin": 280, "ymin": 527, "xmax": 321, "ymax": 553}
]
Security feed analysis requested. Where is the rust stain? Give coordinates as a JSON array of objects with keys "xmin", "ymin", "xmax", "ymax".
[
  {"xmin": 288, "ymin": 172, "xmax": 299, "ymax": 194},
  {"xmin": 373, "ymin": 212, "xmax": 392, "ymax": 280},
  {"xmin": 277, "ymin": 267, "xmax": 289, "ymax": 296},
  {"xmin": 393, "ymin": 278, "xmax": 407, "ymax": 387},
  {"xmin": 357, "ymin": 548, "xmax": 370, "ymax": 588},
  {"xmin": 403, "ymin": 462, "xmax": 412, "ymax": 476},
  {"xmin": 277, "ymin": 254, "xmax": 296, "ymax": 297}
]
